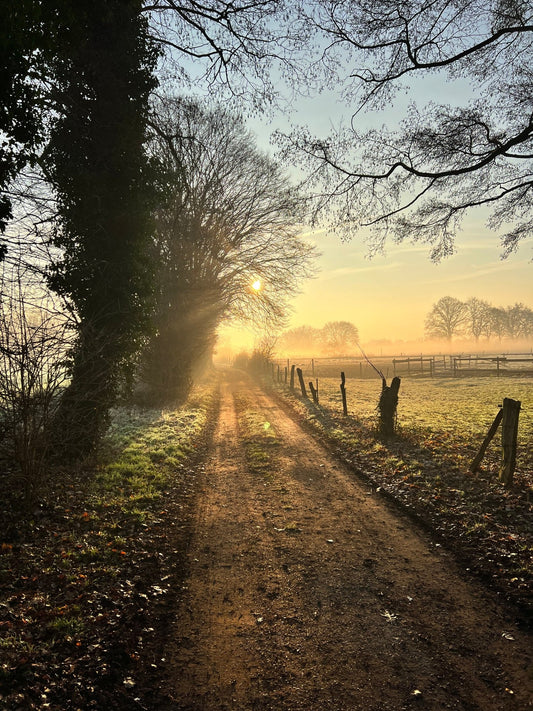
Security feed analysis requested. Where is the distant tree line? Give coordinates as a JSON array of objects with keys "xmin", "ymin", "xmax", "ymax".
[
  {"xmin": 278, "ymin": 321, "xmax": 360, "ymax": 357},
  {"xmin": 425, "ymin": 297, "xmax": 533, "ymax": 342}
]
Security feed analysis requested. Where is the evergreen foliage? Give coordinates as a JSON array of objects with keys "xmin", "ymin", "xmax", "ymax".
[{"xmin": 43, "ymin": 1, "xmax": 160, "ymax": 454}]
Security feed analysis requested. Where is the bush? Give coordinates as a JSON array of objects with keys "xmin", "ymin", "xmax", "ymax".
[{"xmin": 0, "ymin": 272, "xmax": 71, "ymax": 502}]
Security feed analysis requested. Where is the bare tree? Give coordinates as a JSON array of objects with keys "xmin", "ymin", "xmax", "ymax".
[
  {"xmin": 279, "ymin": 1, "xmax": 533, "ymax": 260},
  {"xmin": 465, "ymin": 298, "xmax": 492, "ymax": 342},
  {"xmin": 248, "ymin": 331, "xmax": 279, "ymax": 376},
  {"xmin": 320, "ymin": 320, "xmax": 359, "ymax": 356},
  {"xmin": 278, "ymin": 325, "xmax": 322, "ymax": 355},
  {"xmin": 504, "ymin": 302, "xmax": 533, "ymax": 339},
  {"xmin": 488, "ymin": 306, "xmax": 507, "ymax": 342},
  {"xmin": 0, "ymin": 265, "xmax": 71, "ymax": 503},
  {"xmin": 2, "ymin": 0, "xmax": 307, "ymax": 454},
  {"xmin": 425, "ymin": 296, "xmax": 468, "ymax": 341},
  {"xmin": 145, "ymin": 1, "xmax": 302, "ymax": 110},
  {"xmin": 141, "ymin": 96, "xmax": 317, "ymax": 402}
]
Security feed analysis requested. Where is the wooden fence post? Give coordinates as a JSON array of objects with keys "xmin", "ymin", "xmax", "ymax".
[
  {"xmin": 378, "ymin": 376, "xmax": 401, "ymax": 436},
  {"xmin": 284, "ymin": 366, "xmax": 288, "ymax": 384},
  {"xmin": 340, "ymin": 371, "xmax": 348, "ymax": 416},
  {"xmin": 296, "ymin": 367, "xmax": 308, "ymax": 398},
  {"xmin": 499, "ymin": 398, "xmax": 521, "ymax": 486},
  {"xmin": 290, "ymin": 364, "xmax": 295, "ymax": 391}
]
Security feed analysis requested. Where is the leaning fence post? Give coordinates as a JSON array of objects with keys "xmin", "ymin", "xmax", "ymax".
[
  {"xmin": 290, "ymin": 364, "xmax": 295, "ymax": 391},
  {"xmin": 340, "ymin": 371, "xmax": 348, "ymax": 416},
  {"xmin": 470, "ymin": 407, "xmax": 503, "ymax": 473},
  {"xmin": 499, "ymin": 398, "xmax": 521, "ymax": 486},
  {"xmin": 296, "ymin": 367, "xmax": 308, "ymax": 398},
  {"xmin": 309, "ymin": 379, "xmax": 319, "ymax": 404}
]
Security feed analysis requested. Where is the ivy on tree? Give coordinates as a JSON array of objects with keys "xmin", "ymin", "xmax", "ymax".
[{"xmin": 44, "ymin": 1, "xmax": 159, "ymax": 455}]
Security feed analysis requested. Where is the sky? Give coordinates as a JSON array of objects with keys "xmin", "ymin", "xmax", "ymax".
[
  {"xmin": 286, "ymin": 223, "xmax": 531, "ymax": 342},
  {"xmin": 217, "ymin": 86, "xmax": 532, "ymax": 354},
  {"xmin": 181, "ymin": 44, "xmax": 533, "ymax": 356},
  {"xmin": 219, "ymin": 218, "xmax": 532, "ymax": 353}
]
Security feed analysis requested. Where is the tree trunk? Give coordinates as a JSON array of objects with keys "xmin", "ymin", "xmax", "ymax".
[
  {"xmin": 47, "ymin": 1, "xmax": 156, "ymax": 458},
  {"xmin": 378, "ymin": 376, "xmax": 401, "ymax": 436}
]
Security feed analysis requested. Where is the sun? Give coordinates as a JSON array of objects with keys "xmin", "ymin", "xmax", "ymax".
[{"xmin": 251, "ymin": 279, "xmax": 262, "ymax": 291}]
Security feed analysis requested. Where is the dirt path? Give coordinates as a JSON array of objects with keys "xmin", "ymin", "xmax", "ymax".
[{"xmin": 161, "ymin": 371, "xmax": 532, "ymax": 710}]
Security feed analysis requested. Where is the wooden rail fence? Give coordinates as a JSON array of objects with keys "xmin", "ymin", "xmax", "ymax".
[{"xmin": 274, "ymin": 353, "xmax": 533, "ymax": 379}]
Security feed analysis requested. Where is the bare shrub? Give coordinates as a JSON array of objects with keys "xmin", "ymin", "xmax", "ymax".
[
  {"xmin": 248, "ymin": 333, "xmax": 278, "ymax": 376},
  {"xmin": 0, "ymin": 268, "xmax": 71, "ymax": 503}
]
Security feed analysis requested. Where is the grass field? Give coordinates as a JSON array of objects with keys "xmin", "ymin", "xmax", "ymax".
[{"xmin": 313, "ymin": 375, "xmax": 532, "ymax": 465}]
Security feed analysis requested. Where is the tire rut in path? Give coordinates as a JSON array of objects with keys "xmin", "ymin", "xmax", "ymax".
[{"xmin": 162, "ymin": 371, "xmax": 532, "ymax": 711}]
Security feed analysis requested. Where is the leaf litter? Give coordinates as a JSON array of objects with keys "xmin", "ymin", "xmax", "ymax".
[{"xmin": 0, "ymin": 382, "xmax": 219, "ymax": 709}]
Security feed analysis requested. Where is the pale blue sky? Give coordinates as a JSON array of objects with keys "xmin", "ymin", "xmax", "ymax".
[
  {"xmin": 226, "ymin": 82, "xmax": 533, "ymax": 348},
  {"xmin": 175, "ymin": 46, "xmax": 532, "ymax": 351}
]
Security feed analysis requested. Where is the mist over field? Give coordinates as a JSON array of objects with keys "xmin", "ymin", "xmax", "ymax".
[
  {"xmin": 215, "ymin": 330, "xmax": 532, "ymax": 363},
  {"xmin": 345, "ymin": 336, "xmax": 533, "ymax": 358}
]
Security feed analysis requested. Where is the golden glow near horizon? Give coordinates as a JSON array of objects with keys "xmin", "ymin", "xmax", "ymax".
[
  {"xmin": 216, "ymin": 221, "xmax": 532, "ymax": 358},
  {"xmin": 251, "ymin": 279, "xmax": 262, "ymax": 291}
]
